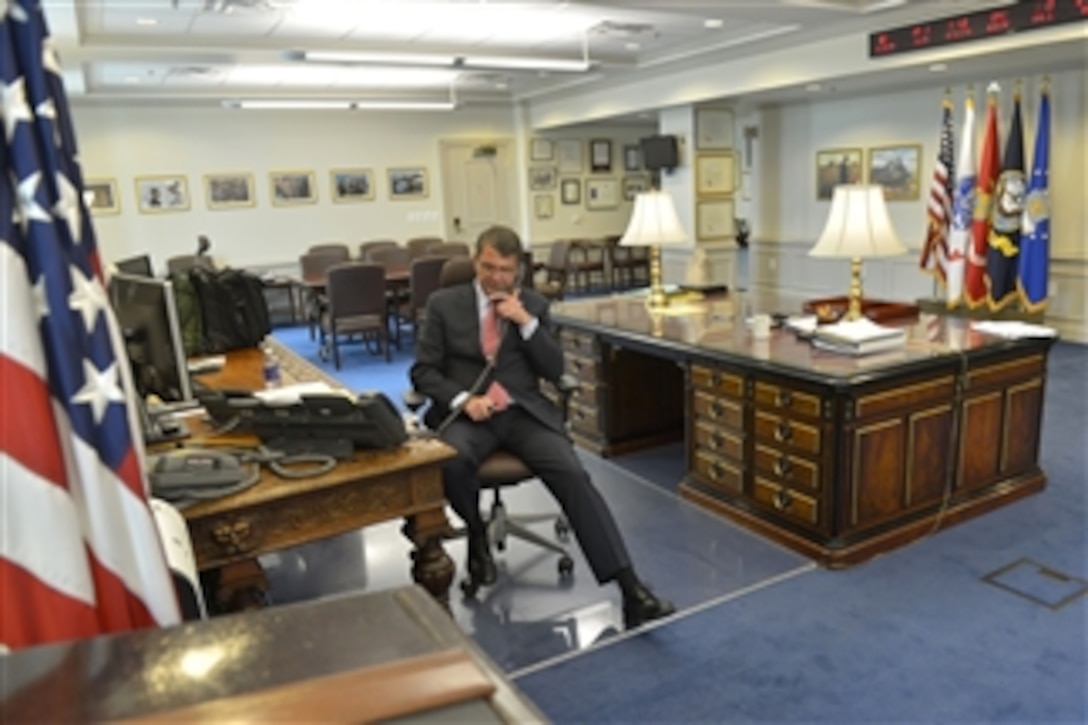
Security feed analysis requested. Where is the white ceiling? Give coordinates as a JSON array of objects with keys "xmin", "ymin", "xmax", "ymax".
[{"xmin": 50, "ymin": 0, "xmax": 1084, "ymax": 117}]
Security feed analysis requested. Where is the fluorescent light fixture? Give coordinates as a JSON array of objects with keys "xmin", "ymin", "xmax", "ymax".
[
  {"xmin": 353, "ymin": 100, "xmax": 455, "ymax": 111},
  {"xmin": 223, "ymin": 100, "xmax": 353, "ymax": 110},
  {"xmin": 301, "ymin": 50, "xmax": 456, "ymax": 66},
  {"xmin": 461, "ymin": 55, "xmax": 589, "ymax": 72}
]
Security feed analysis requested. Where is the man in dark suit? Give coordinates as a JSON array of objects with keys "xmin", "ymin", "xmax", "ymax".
[{"xmin": 411, "ymin": 225, "xmax": 674, "ymax": 628}]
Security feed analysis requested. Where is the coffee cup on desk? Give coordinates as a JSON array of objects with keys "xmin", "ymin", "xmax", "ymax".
[{"xmin": 752, "ymin": 313, "xmax": 772, "ymax": 340}]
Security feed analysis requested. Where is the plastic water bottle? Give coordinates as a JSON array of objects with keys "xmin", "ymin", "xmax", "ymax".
[{"xmin": 262, "ymin": 344, "xmax": 282, "ymax": 388}]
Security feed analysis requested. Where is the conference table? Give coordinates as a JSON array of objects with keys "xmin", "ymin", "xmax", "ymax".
[{"xmin": 182, "ymin": 343, "xmax": 457, "ymax": 610}]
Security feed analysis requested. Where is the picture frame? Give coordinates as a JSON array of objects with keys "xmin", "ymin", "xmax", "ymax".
[
  {"xmin": 623, "ymin": 144, "xmax": 642, "ymax": 172},
  {"xmin": 530, "ymin": 138, "xmax": 554, "ymax": 162},
  {"xmin": 868, "ymin": 143, "xmax": 922, "ymax": 201},
  {"xmin": 270, "ymin": 170, "xmax": 317, "ymax": 206},
  {"xmin": 534, "ymin": 194, "xmax": 554, "ymax": 220},
  {"xmin": 556, "ymin": 139, "xmax": 583, "ymax": 173},
  {"xmin": 696, "ymin": 198, "xmax": 736, "ymax": 241},
  {"xmin": 696, "ymin": 108, "xmax": 735, "ymax": 150},
  {"xmin": 622, "ymin": 174, "xmax": 648, "ymax": 201},
  {"xmin": 204, "ymin": 172, "xmax": 255, "ymax": 210},
  {"xmin": 816, "ymin": 147, "xmax": 863, "ymax": 201},
  {"xmin": 585, "ymin": 178, "xmax": 618, "ymax": 210},
  {"xmin": 529, "ymin": 166, "xmax": 557, "ymax": 191},
  {"xmin": 84, "ymin": 178, "xmax": 119, "ymax": 215},
  {"xmin": 560, "ymin": 178, "xmax": 581, "ymax": 205},
  {"xmin": 135, "ymin": 175, "xmax": 189, "ymax": 214},
  {"xmin": 330, "ymin": 168, "xmax": 375, "ymax": 203},
  {"xmin": 387, "ymin": 167, "xmax": 428, "ymax": 200},
  {"xmin": 695, "ymin": 152, "xmax": 736, "ymax": 196},
  {"xmin": 590, "ymin": 138, "xmax": 612, "ymax": 173}
]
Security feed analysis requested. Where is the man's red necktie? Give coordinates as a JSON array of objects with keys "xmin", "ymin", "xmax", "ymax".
[{"xmin": 481, "ymin": 303, "xmax": 511, "ymax": 411}]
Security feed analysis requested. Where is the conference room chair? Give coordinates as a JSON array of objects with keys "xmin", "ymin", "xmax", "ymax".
[
  {"xmin": 320, "ymin": 262, "xmax": 390, "ymax": 368},
  {"xmin": 407, "ymin": 236, "xmax": 444, "ymax": 259},
  {"xmin": 399, "ymin": 255, "xmax": 448, "ymax": 342},
  {"xmin": 406, "ymin": 256, "xmax": 576, "ymax": 597},
  {"xmin": 299, "ymin": 251, "xmax": 347, "ymax": 341},
  {"xmin": 537, "ymin": 240, "xmax": 572, "ymax": 301},
  {"xmin": 307, "ymin": 243, "xmax": 351, "ymax": 261},
  {"xmin": 359, "ymin": 239, "xmax": 398, "ymax": 261},
  {"xmin": 166, "ymin": 254, "xmax": 215, "ymax": 276},
  {"xmin": 427, "ymin": 241, "xmax": 471, "ymax": 258}
]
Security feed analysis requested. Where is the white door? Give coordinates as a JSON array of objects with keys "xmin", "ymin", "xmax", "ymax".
[{"xmin": 440, "ymin": 139, "xmax": 516, "ymax": 244}]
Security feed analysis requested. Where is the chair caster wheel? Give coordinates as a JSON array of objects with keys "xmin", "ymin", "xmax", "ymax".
[
  {"xmin": 558, "ymin": 556, "xmax": 574, "ymax": 578},
  {"xmin": 555, "ymin": 519, "xmax": 571, "ymax": 541},
  {"xmin": 460, "ymin": 579, "xmax": 479, "ymax": 598},
  {"xmin": 495, "ymin": 541, "xmax": 506, "ymax": 552}
]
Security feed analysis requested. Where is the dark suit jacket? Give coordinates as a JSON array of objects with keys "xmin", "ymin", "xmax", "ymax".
[{"xmin": 410, "ymin": 283, "xmax": 566, "ymax": 433}]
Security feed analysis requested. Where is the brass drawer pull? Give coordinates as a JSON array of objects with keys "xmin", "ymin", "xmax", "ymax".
[
  {"xmin": 772, "ymin": 488, "xmax": 793, "ymax": 511},
  {"xmin": 710, "ymin": 401, "xmax": 724, "ymax": 418},
  {"xmin": 774, "ymin": 422, "xmax": 792, "ymax": 442},
  {"xmin": 710, "ymin": 432, "xmax": 723, "ymax": 450},
  {"xmin": 710, "ymin": 372, "xmax": 721, "ymax": 388},
  {"xmin": 776, "ymin": 390, "xmax": 793, "ymax": 408},
  {"xmin": 773, "ymin": 456, "xmax": 792, "ymax": 477},
  {"xmin": 571, "ymin": 359, "xmax": 582, "ymax": 372},
  {"xmin": 709, "ymin": 462, "xmax": 723, "ymax": 480}
]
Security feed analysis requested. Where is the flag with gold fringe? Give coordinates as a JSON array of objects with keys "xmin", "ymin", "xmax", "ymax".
[
  {"xmin": 1017, "ymin": 86, "xmax": 1050, "ymax": 312},
  {"xmin": 964, "ymin": 85, "xmax": 1000, "ymax": 308},
  {"xmin": 986, "ymin": 89, "xmax": 1024, "ymax": 311}
]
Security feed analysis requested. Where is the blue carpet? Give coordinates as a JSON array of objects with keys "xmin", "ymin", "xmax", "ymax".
[{"xmin": 514, "ymin": 341, "xmax": 1087, "ymax": 723}]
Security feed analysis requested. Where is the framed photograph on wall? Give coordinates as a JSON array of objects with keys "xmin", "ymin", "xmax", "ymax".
[
  {"xmin": 622, "ymin": 174, "xmax": 648, "ymax": 201},
  {"xmin": 868, "ymin": 143, "xmax": 922, "ymax": 201},
  {"xmin": 695, "ymin": 108, "xmax": 734, "ymax": 150},
  {"xmin": 623, "ymin": 144, "xmax": 642, "ymax": 171},
  {"xmin": 135, "ymin": 175, "xmax": 189, "ymax": 214},
  {"xmin": 590, "ymin": 138, "xmax": 612, "ymax": 173},
  {"xmin": 560, "ymin": 178, "xmax": 581, "ymax": 205},
  {"xmin": 695, "ymin": 152, "xmax": 736, "ymax": 196},
  {"xmin": 529, "ymin": 166, "xmax": 557, "ymax": 191},
  {"xmin": 387, "ymin": 167, "xmax": 428, "ymax": 200},
  {"xmin": 84, "ymin": 178, "xmax": 119, "ymax": 215},
  {"xmin": 534, "ymin": 194, "xmax": 554, "ymax": 219},
  {"xmin": 330, "ymin": 168, "xmax": 375, "ymax": 202},
  {"xmin": 556, "ymin": 139, "xmax": 583, "ymax": 173},
  {"xmin": 696, "ymin": 198, "xmax": 736, "ymax": 241},
  {"xmin": 530, "ymin": 138, "xmax": 554, "ymax": 162},
  {"xmin": 204, "ymin": 172, "xmax": 255, "ymax": 210},
  {"xmin": 816, "ymin": 147, "xmax": 863, "ymax": 201},
  {"xmin": 270, "ymin": 170, "xmax": 317, "ymax": 206},
  {"xmin": 585, "ymin": 178, "xmax": 618, "ymax": 210}
]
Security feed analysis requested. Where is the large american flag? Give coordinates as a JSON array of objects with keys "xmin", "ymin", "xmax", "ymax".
[
  {"xmin": 919, "ymin": 96, "xmax": 953, "ymax": 284},
  {"xmin": 1, "ymin": 0, "xmax": 178, "ymax": 652}
]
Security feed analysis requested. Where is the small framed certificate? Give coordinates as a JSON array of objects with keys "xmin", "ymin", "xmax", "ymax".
[
  {"xmin": 695, "ymin": 152, "xmax": 737, "ymax": 196},
  {"xmin": 696, "ymin": 108, "xmax": 734, "ymax": 150},
  {"xmin": 696, "ymin": 198, "xmax": 735, "ymax": 241}
]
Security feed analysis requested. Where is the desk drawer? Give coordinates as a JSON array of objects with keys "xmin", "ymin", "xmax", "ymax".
[
  {"xmin": 560, "ymin": 329, "xmax": 597, "ymax": 357},
  {"xmin": 565, "ymin": 353, "xmax": 600, "ymax": 384},
  {"xmin": 753, "ymin": 477, "xmax": 820, "ymax": 527},
  {"xmin": 693, "ymin": 450, "xmax": 743, "ymax": 493},
  {"xmin": 754, "ymin": 444, "xmax": 820, "ymax": 491},
  {"xmin": 570, "ymin": 381, "xmax": 599, "ymax": 408},
  {"xmin": 690, "ymin": 364, "xmax": 744, "ymax": 399},
  {"xmin": 754, "ymin": 382, "xmax": 822, "ymax": 419},
  {"xmin": 568, "ymin": 400, "xmax": 600, "ymax": 437},
  {"xmin": 694, "ymin": 420, "xmax": 744, "ymax": 462},
  {"xmin": 754, "ymin": 411, "xmax": 821, "ymax": 455},
  {"xmin": 693, "ymin": 391, "xmax": 744, "ymax": 429}
]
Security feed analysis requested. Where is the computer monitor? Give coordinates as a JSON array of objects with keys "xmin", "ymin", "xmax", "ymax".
[
  {"xmin": 114, "ymin": 254, "xmax": 154, "ymax": 278},
  {"xmin": 108, "ymin": 273, "xmax": 193, "ymax": 406}
]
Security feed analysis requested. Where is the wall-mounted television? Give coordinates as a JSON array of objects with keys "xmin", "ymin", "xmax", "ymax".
[
  {"xmin": 108, "ymin": 273, "xmax": 193, "ymax": 407},
  {"xmin": 640, "ymin": 135, "xmax": 680, "ymax": 172}
]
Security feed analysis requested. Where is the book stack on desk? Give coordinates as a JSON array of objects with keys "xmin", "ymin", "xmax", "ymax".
[{"xmin": 811, "ymin": 317, "xmax": 907, "ymax": 356}]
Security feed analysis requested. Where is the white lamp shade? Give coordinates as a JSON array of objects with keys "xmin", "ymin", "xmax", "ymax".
[
  {"xmin": 620, "ymin": 190, "xmax": 689, "ymax": 248},
  {"xmin": 809, "ymin": 184, "xmax": 907, "ymax": 258}
]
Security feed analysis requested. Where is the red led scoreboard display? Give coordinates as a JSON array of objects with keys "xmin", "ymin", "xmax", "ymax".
[{"xmin": 870, "ymin": 0, "xmax": 1087, "ymax": 57}]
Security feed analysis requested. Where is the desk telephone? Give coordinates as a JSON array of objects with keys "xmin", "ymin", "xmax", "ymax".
[{"xmin": 198, "ymin": 389, "xmax": 408, "ymax": 458}]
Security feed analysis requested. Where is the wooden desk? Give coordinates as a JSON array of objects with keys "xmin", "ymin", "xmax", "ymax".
[
  {"xmin": 186, "ymin": 344, "xmax": 457, "ymax": 608},
  {"xmin": 0, "ymin": 585, "xmax": 545, "ymax": 723},
  {"xmin": 552, "ymin": 294, "xmax": 1054, "ymax": 567}
]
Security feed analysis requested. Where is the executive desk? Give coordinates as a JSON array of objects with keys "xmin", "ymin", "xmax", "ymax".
[
  {"xmin": 552, "ymin": 294, "xmax": 1054, "ymax": 567},
  {"xmin": 0, "ymin": 585, "xmax": 545, "ymax": 722},
  {"xmin": 185, "ymin": 344, "xmax": 457, "ymax": 608}
]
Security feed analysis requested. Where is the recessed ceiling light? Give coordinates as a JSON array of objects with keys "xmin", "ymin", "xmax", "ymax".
[
  {"xmin": 805, "ymin": 82, "xmax": 822, "ymax": 92},
  {"xmin": 704, "ymin": 18, "xmax": 723, "ymax": 29},
  {"xmin": 929, "ymin": 63, "xmax": 948, "ymax": 72},
  {"xmin": 135, "ymin": 17, "xmax": 157, "ymax": 26}
]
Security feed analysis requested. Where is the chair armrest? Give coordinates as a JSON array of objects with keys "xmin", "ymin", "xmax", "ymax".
[{"xmin": 403, "ymin": 388, "xmax": 427, "ymax": 411}]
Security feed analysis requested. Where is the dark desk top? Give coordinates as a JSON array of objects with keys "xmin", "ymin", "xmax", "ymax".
[
  {"xmin": 552, "ymin": 293, "xmax": 1053, "ymax": 387},
  {"xmin": 0, "ymin": 586, "xmax": 544, "ymax": 723}
]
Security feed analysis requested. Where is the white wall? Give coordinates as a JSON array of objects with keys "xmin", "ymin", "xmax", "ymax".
[{"xmin": 73, "ymin": 106, "xmax": 517, "ymax": 272}]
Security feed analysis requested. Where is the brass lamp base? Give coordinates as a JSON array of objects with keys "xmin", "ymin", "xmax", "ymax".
[
  {"xmin": 646, "ymin": 245, "xmax": 668, "ymax": 309},
  {"xmin": 845, "ymin": 257, "xmax": 863, "ymax": 321}
]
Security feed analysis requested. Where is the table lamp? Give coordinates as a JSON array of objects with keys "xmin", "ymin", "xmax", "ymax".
[
  {"xmin": 620, "ymin": 189, "xmax": 690, "ymax": 308},
  {"xmin": 808, "ymin": 184, "xmax": 906, "ymax": 321}
]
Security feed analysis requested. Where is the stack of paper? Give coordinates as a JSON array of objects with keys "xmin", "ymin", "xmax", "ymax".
[
  {"xmin": 812, "ymin": 317, "xmax": 907, "ymax": 356},
  {"xmin": 972, "ymin": 321, "xmax": 1058, "ymax": 339}
]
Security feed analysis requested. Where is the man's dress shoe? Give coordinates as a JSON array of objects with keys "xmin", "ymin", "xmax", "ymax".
[
  {"xmin": 623, "ymin": 583, "xmax": 676, "ymax": 629},
  {"xmin": 467, "ymin": 540, "xmax": 497, "ymax": 587}
]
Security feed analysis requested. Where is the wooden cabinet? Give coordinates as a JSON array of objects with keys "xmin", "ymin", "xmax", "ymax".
[{"xmin": 689, "ymin": 363, "xmax": 746, "ymax": 495}]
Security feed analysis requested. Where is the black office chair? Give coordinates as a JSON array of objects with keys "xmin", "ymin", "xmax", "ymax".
[{"xmin": 406, "ymin": 256, "xmax": 577, "ymax": 597}]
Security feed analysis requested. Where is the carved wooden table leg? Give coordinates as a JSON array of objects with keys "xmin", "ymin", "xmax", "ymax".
[{"xmin": 406, "ymin": 510, "xmax": 455, "ymax": 610}]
